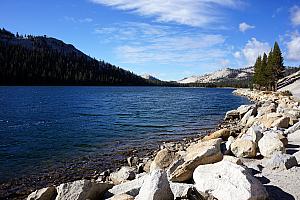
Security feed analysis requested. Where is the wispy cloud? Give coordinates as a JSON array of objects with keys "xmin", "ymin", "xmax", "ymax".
[
  {"xmin": 241, "ymin": 38, "xmax": 270, "ymax": 66},
  {"xmin": 290, "ymin": 6, "xmax": 300, "ymax": 26},
  {"xmin": 94, "ymin": 22, "xmax": 228, "ymax": 66},
  {"xmin": 239, "ymin": 22, "xmax": 255, "ymax": 32},
  {"xmin": 79, "ymin": 18, "xmax": 93, "ymax": 23},
  {"xmin": 64, "ymin": 16, "xmax": 93, "ymax": 23},
  {"xmin": 272, "ymin": 7, "xmax": 284, "ymax": 18},
  {"xmin": 90, "ymin": 0, "xmax": 244, "ymax": 27},
  {"xmin": 286, "ymin": 32, "xmax": 300, "ymax": 61}
]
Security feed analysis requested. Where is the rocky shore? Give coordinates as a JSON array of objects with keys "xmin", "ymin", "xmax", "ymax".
[{"xmin": 27, "ymin": 88, "xmax": 300, "ymax": 200}]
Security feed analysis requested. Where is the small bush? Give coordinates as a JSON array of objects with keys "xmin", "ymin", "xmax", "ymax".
[{"xmin": 280, "ymin": 90, "xmax": 293, "ymax": 96}]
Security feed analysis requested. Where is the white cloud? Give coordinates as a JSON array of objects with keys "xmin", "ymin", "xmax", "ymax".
[
  {"xmin": 239, "ymin": 22, "xmax": 255, "ymax": 32},
  {"xmin": 64, "ymin": 16, "xmax": 93, "ymax": 23},
  {"xmin": 90, "ymin": 0, "xmax": 243, "ymax": 27},
  {"xmin": 290, "ymin": 6, "xmax": 300, "ymax": 26},
  {"xmin": 233, "ymin": 51, "xmax": 241, "ymax": 58},
  {"xmin": 79, "ymin": 18, "xmax": 93, "ymax": 23},
  {"xmin": 241, "ymin": 38, "xmax": 270, "ymax": 66},
  {"xmin": 94, "ymin": 22, "xmax": 228, "ymax": 65},
  {"xmin": 287, "ymin": 33, "xmax": 300, "ymax": 61}
]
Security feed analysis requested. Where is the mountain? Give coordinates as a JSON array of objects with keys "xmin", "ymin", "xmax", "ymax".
[
  {"xmin": 0, "ymin": 28, "xmax": 152, "ymax": 86},
  {"xmin": 141, "ymin": 74, "xmax": 181, "ymax": 87},
  {"xmin": 141, "ymin": 74, "xmax": 161, "ymax": 82},
  {"xmin": 0, "ymin": 30, "xmax": 84, "ymax": 57},
  {"xmin": 178, "ymin": 67, "xmax": 254, "ymax": 84}
]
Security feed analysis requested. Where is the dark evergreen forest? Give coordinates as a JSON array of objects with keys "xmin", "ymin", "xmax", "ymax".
[{"xmin": 0, "ymin": 28, "xmax": 176, "ymax": 86}]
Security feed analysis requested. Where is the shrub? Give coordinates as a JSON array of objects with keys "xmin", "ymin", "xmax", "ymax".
[{"xmin": 280, "ymin": 90, "xmax": 293, "ymax": 96}]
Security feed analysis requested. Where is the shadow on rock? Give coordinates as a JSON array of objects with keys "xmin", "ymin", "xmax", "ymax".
[
  {"xmin": 286, "ymin": 144, "xmax": 300, "ymax": 149},
  {"xmin": 256, "ymin": 176, "xmax": 270, "ymax": 184},
  {"xmin": 265, "ymin": 185, "xmax": 295, "ymax": 200},
  {"xmin": 287, "ymin": 149, "xmax": 299, "ymax": 155}
]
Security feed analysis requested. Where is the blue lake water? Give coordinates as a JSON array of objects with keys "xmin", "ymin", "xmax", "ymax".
[{"xmin": 0, "ymin": 86, "xmax": 249, "ymax": 182}]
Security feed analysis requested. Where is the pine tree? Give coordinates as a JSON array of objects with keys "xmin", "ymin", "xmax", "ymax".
[
  {"xmin": 272, "ymin": 42, "xmax": 284, "ymax": 90},
  {"xmin": 261, "ymin": 53, "xmax": 268, "ymax": 88},
  {"xmin": 252, "ymin": 42, "xmax": 285, "ymax": 91},
  {"xmin": 265, "ymin": 50, "xmax": 274, "ymax": 90},
  {"xmin": 253, "ymin": 56, "xmax": 262, "ymax": 89}
]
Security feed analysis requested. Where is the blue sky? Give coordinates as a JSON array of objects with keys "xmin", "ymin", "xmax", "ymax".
[{"xmin": 1, "ymin": 0, "xmax": 300, "ymax": 80}]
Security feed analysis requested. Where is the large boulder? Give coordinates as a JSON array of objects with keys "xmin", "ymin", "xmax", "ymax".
[
  {"xmin": 271, "ymin": 116, "xmax": 290, "ymax": 128},
  {"xmin": 170, "ymin": 139, "xmax": 223, "ymax": 182},
  {"xmin": 244, "ymin": 124, "xmax": 264, "ymax": 143},
  {"xmin": 264, "ymin": 130, "xmax": 288, "ymax": 147},
  {"xmin": 257, "ymin": 103, "xmax": 276, "ymax": 116},
  {"xmin": 135, "ymin": 170, "xmax": 174, "ymax": 200},
  {"xmin": 202, "ymin": 128, "xmax": 230, "ymax": 141},
  {"xmin": 230, "ymin": 138, "xmax": 257, "ymax": 158},
  {"xmin": 55, "ymin": 180, "xmax": 113, "ymax": 200},
  {"xmin": 240, "ymin": 109, "xmax": 254, "ymax": 125},
  {"xmin": 193, "ymin": 161, "xmax": 268, "ymax": 200},
  {"xmin": 106, "ymin": 174, "xmax": 148, "ymax": 197},
  {"xmin": 27, "ymin": 186, "xmax": 57, "ymax": 200},
  {"xmin": 258, "ymin": 134, "xmax": 285, "ymax": 158},
  {"xmin": 224, "ymin": 110, "xmax": 240, "ymax": 121},
  {"xmin": 263, "ymin": 153, "xmax": 298, "ymax": 170},
  {"xmin": 236, "ymin": 104, "xmax": 257, "ymax": 117},
  {"xmin": 237, "ymin": 104, "xmax": 256, "ymax": 117},
  {"xmin": 150, "ymin": 148, "xmax": 179, "ymax": 172},
  {"xmin": 258, "ymin": 113, "xmax": 282, "ymax": 128},
  {"xmin": 110, "ymin": 166, "xmax": 136, "ymax": 184}
]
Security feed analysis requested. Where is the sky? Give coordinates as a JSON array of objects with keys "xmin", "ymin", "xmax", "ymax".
[{"xmin": 1, "ymin": 0, "xmax": 300, "ymax": 81}]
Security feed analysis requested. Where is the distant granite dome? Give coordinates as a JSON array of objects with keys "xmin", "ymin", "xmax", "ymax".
[
  {"xmin": 141, "ymin": 74, "xmax": 161, "ymax": 81},
  {"xmin": 178, "ymin": 67, "xmax": 254, "ymax": 84}
]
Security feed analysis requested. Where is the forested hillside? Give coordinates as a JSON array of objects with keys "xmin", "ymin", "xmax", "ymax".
[{"xmin": 0, "ymin": 28, "xmax": 155, "ymax": 85}]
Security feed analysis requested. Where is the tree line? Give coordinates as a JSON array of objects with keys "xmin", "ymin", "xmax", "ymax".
[
  {"xmin": 252, "ymin": 42, "xmax": 285, "ymax": 91},
  {"xmin": 1, "ymin": 28, "xmax": 298, "ymax": 88}
]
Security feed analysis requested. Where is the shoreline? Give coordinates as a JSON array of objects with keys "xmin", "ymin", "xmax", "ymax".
[
  {"xmin": 1, "ymin": 87, "xmax": 245, "ymax": 200},
  {"xmin": 1, "ymin": 127, "xmax": 219, "ymax": 200},
  {"xmin": 9, "ymin": 88, "xmax": 300, "ymax": 199},
  {"xmin": 1, "ymin": 90, "xmax": 253, "ymax": 199}
]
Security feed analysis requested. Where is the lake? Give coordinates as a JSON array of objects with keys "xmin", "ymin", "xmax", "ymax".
[{"xmin": 0, "ymin": 87, "xmax": 249, "ymax": 184}]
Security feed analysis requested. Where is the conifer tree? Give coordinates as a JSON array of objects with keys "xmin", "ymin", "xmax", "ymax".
[
  {"xmin": 265, "ymin": 50, "xmax": 274, "ymax": 90},
  {"xmin": 253, "ymin": 56, "xmax": 262, "ymax": 89},
  {"xmin": 261, "ymin": 53, "xmax": 268, "ymax": 88},
  {"xmin": 272, "ymin": 42, "xmax": 284, "ymax": 90},
  {"xmin": 252, "ymin": 42, "xmax": 284, "ymax": 91}
]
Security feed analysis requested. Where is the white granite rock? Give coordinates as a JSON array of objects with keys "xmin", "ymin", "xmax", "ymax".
[
  {"xmin": 27, "ymin": 186, "xmax": 57, "ymax": 200},
  {"xmin": 264, "ymin": 153, "xmax": 298, "ymax": 170},
  {"xmin": 258, "ymin": 134, "xmax": 285, "ymax": 158},
  {"xmin": 135, "ymin": 170, "xmax": 173, "ymax": 200},
  {"xmin": 193, "ymin": 161, "xmax": 268, "ymax": 200},
  {"xmin": 110, "ymin": 166, "xmax": 136, "ymax": 184},
  {"xmin": 55, "ymin": 180, "xmax": 112, "ymax": 200}
]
